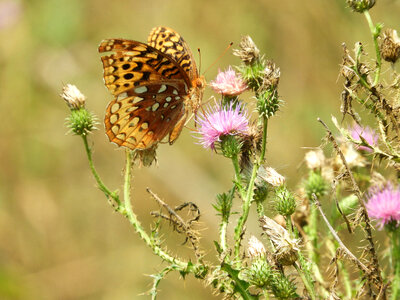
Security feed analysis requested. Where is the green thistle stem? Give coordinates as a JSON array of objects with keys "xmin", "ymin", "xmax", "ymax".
[
  {"xmin": 234, "ymin": 117, "xmax": 268, "ymax": 259},
  {"xmin": 363, "ymin": 10, "xmax": 381, "ymax": 86},
  {"xmin": 390, "ymin": 227, "xmax": 400, "ymax": 300},
  {"xmin": 293, "ymin": 263, "xmax": 316, "ymax": 300},
  {"xmin": 122, "ymin": 149, "xmax": 187, "ymax": 269},
  {"xmin": 287, "ymin": 217, "xmax": 318, "ymax": 298},
  {"xmin": 220, "ymin": 219, "xmax": 228, "ymax": 253},
  {"xmin": 308, "ymin": 206, "xmax": 319, "ymax": 265},
  {"xmin": 221, "ymin": 263, "xmax": 258, "ymax": 300},
  {"xmin": 260, "ymin": 117, "xmax": 268, "ymax": 162},
  {"xmin": 234, "ymin": 162, "xmax": 258, "ymax": 259},
  {"xmin": 82, "ymin": 135, "xmax": 121, "ymax": 207},
  {"xmin": 232, "ymin": 154, "xmax": 246, "ymax": 199}
]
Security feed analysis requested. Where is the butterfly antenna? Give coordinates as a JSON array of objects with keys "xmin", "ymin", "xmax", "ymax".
[
  {"xmin": 202, "ymin": 42, "xmax": 233, "ymax": 76},
  {"xmin": 197, "ymin": 48, "xmax": 202, "ymax": 74}
]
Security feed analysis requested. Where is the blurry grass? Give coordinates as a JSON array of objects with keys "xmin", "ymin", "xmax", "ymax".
[{"xmin": 0, "ymin": 0, "xmax": 399, "ymax": 298}]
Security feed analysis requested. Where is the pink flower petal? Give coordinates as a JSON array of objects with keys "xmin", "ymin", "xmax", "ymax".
[
  {"xmin": 366, "ymin": 183, "xmax": 400, "ymax": 229},
  {"xmin": 196, "ymin": 102, "xmax": 249, "ymax": 149},
  {"xmin": 209, "ymin": 67, "xmax": 248, "ymax": 96},
  {"xmin": 349, "ymin": 124, "xmax": 378, "ymax": 152}
]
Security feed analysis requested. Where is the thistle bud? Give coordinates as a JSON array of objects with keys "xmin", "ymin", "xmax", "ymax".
[
  {"xmin": 61, "ymin": 84, "xmax": 96, "ymax": 136},
  {"xmin": 347, "ymin": 0, "xmax": 375, "ymax": 13},
  {"xmin": 220, "ymin": 134, "xmax": 242, "ymax": 159},
  {"xmin": 275, "ymin": 186, "xmax": 297, "ymax": 217},
  {"xmin": 241, "ymin": 259, "xmax": 272, "ymax": 288},
  {"xmin": 381, "ymin": 29, "xmax": 400, "ymax": 63},
  {"xmin": 304, "ymin": 171, "xmax": 328, "ymax": 200}
]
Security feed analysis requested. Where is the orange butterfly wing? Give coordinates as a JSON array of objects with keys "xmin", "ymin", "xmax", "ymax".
[{"xmin": 99, "ymin": 27, "xmax": 201, "ymax": 150}]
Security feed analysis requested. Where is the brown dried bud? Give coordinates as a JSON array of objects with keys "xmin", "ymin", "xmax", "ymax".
[
  {"xmin": 258, "ymin": 166, "xmax": 285, "ymax": 187},
  {"xmin": 239, "ymin": 122, "xmax": 263, "ymax": 170},
  {"xmin": 381, "ymin": 29, "xmax": 400, "ymax": 63},
  {"xmin": 60, "ymin": 84, "xmax": 86, "ymax": 109},
  {"xmin": 261, "ymin": 61, "xmax": 280, "ymax": 90},
  {"xmin": 259, "ymin": 216, "xmax": 299, "ymax": 265},
  {"xmin": 247, "ymin": 236, "xmax": 266, "ymax": 258},
  {"xmin": 233, "ymin": 35, "xmax": 260, "ymax": 65}
]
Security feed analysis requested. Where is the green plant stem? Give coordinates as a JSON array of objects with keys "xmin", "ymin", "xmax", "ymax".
[
  {"xmin": 220, "ymin": 219, "xmax": 228, "ymax": 253},
  {"xmin": 233, "ymin": 117, "xmax": 268, "ymax": 259},
  {"xmin": 304, "ymin": 205, "xmax": 325, "ymax": 285},
  {"xmin": 234, "ymin": 163, "xmax": 257, "ymax": 259},
  {"xmin": 308, "ymin": 206, "xmax": 319, "ymax": 265},
  {"xmin": 287, "ymin": 217, "xmax": 321, "ymax": 298},
  {"xmin": 122, "ymin": 150, "xmax": 187, "ymax": 269},
  {"xmin": 293, "ymin": 262, "xmax": 316, "ymax": 300},
  {"xmin": 390, "ymin": 228, "xmax": 400, "ymax": 300},
  {"xmin": 82, "ymin": 135, "xmax": 121, "ymax": 206},
  {"xmin": 232, "ymin": 154, "xmax": 246, "ymax": 199},
  {"xmin": 363, "ymin": 10, "xmax": 381, "ymax": 86},
  {"xmin": 260, "ymin": 117, "xmax": 268, "ymax": 162},
  {"xmin": 256, "ymin": 201, "xmax": 264, "ymax": 217},
  {"xmin": 221, "ymin": 263, "xmax": 258, "ymax": 300},
  {"xmin": 352, "ymin": 44, "xmax": 372, "ymax": 89}
]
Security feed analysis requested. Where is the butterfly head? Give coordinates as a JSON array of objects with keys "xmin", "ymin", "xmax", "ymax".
[{"xmin": 194, "ymin": 75, "xmax": 206, "ymax": 89}]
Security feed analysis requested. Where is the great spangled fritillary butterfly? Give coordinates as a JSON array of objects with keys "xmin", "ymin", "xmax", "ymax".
[{"xmin": 99, "ymin": 26, "xmax": 205, "ymax": 150}]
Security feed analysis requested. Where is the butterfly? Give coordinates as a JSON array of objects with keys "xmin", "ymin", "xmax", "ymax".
[{"xmin": 98, "ymin": 26, "xmax": 205, "ymax": 150}]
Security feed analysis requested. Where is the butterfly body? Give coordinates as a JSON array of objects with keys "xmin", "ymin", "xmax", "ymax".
[{"xmin": 99, "ymin": 27, "xmax": 204, "ymax": 150}]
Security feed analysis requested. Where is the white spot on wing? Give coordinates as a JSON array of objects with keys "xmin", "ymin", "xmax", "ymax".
[
  {"xmin": 158, "ymin": 85, "xmax": 167, "ymax": 93},
  {"xmin": 134, "ymin": 86, "xmax": 148, "ymax": 94},
  {"xmin": 117, "ymin": 92, "xmax": 128, "ymax": 100}
]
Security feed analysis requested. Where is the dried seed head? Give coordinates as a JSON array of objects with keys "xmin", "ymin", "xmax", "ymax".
[
  {"xmin": 259, "ymin": 216, "xmax": 300, "ymax": 265},
  {"xmin": 247, "ymin": 236, "xmax": 266, "ymax": 258},
  {"xmin": 258, "ymin": 166, "xmax": 285, "ymax": 187},
  {"xmin": 239, "ymin": 122, "xmax": 263, "ymax": 170},
  {"xmin": 61, "ymin": 84, "xmax": 86, "ymax": 109},
  {"xmin": 261, "ymin": 61, "xmax": 280, "ymax": 90},
  {"xmin": 305, "ymin": 149, "xmax": 325, "ymax": 169},
  {"xmin": 233, "ymin": 35, "xmax": 260, "ymax": 65},
  {"xmin": 381, "ymin": 29, "xmax": 400, "ymax": 63}
]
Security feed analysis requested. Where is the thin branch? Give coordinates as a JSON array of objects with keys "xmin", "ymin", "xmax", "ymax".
[
  {"xmin": 147, "ymin": 188, "xmax": 203, "ymax": 261},
  {"xmin": 312, "ymin": 194, "xmax": 370, "ymax": 275}
]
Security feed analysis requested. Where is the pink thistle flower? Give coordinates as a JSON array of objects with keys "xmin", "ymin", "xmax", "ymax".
[
  {"xmin": 209, "ymin": 67, "xmax": 248, "ymax": 96},
  {"xmin": 196, "ymin": 103, "xmax": 249, "ymax": 149},
  {"xmin": 349, "ymin": 124, "xmax": 378, "ymax": 152},
  {"xmin": 365, "ymin": 184, "xmax": 400, "ymax": 229}
]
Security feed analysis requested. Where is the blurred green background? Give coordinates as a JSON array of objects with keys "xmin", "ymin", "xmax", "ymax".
[{"xmin": 0, "ymin": 0, "xmax": 399, "ymax": 299}]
